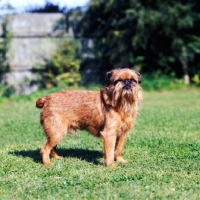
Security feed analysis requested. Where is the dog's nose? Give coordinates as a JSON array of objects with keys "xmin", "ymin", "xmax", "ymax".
[{"xmin": 124, "ymin": 80, "xmax": 131, "ymax": 89}]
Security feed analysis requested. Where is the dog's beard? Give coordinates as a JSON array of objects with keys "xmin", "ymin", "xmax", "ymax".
[{"xmin": 111, "ymin": 82, "xmax": 138, "ymax": 112}]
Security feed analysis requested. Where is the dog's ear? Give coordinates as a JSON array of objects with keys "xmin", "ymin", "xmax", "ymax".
[
  {"xmin": 135, "ymin": 70, "xmax": 142, "ymax": 84},
  {"xmin": 105, "ymin": 70, "xmax": 113, "ymax": 86}
]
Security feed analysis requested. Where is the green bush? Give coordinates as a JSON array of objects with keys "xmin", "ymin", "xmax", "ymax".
[
  {"xmin": 192, "ymin": 74, "xmax": 200, "ymax": 85},
  {"xmin": 0, "ymin": 16, "xmax": 12, "ymax": 83},
  {"xmin": 141, "ymin": 74, "xmax": 189, "ymax": 91},
  {"xmin": 38, "ymin": 39, "xmax": 81, "ymax": 89}
]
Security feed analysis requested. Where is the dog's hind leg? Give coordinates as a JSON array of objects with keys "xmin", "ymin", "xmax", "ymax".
[
  {"xmin": 50, "ymin": 145, "xmax": 63, "ymax": 159},
  {"xmin": 40, "ymin": 141, "xmax": 54, "ymax": 166},
  {"xmin": 40, "ymin": 136, "xmax": 64, "ymax": 166},
  {"xmin": 40, "ymin": 115, "xmax": 68, "ymax": 166},
  {"xmin": 40, "ymin": 133, "xmax": 66, "ymax": 166}
]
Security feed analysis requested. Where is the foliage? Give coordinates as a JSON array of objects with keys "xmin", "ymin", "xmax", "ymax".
[
  {"xmin": 36, "ymin": 39, "xmax": 81, "ymax": 89},
  {"xmin": 192, "ymin": 74, "xmax": 200, "ymax": 85},
  {"xmin": 0, "ymin": 89, "xmax": 200, "ymax": 199},
  {"xmin": 0, "ymin": 3, "xmax": 14, "ymax": 97},
  {"xmin": 75, "ymin": 0, "xmax": 200, "ymax": 83},
  {"xmin": 26, "ymin": 1, "xmax": 67, "ymax": 13},
  {"xmin": 141, "ymin": 74, "xmax": 189, "ymax": 91},
  {"xmin": 0, "ymin": 16, "xmax": 12, "ymax": 83}
]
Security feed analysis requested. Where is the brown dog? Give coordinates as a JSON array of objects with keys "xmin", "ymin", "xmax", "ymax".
[{"xmin": 36, "ymin": 68, "xmax": 143, "ymax": 167}]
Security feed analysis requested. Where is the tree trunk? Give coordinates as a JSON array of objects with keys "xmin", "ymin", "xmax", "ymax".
[{"xmin": 179, "ymin": 50, "xmax": 190, "ymax": 84}]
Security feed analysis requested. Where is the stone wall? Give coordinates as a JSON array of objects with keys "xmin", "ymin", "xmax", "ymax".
[{"xmin": 0, "ymin": 13, "xmax": 75, "ymax": 94}]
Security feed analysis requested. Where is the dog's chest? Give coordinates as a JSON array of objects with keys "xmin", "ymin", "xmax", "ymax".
[
  {"xmin": 118, "ymin": 110, "xmax": 137, "ymax": 134},
  {"xmin": 105, "ymin": 105, "xmax": 138, "ymax": 135}
]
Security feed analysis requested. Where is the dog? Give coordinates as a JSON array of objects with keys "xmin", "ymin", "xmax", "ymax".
[{"xmin": 36, "ymin": 68, "xmax": 143, "ymax": 168}]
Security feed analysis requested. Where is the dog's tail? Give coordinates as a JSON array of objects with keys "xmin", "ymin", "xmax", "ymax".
[{"xmin": 36, "ymin": 97, "xmax": 46, "ymax": 108}]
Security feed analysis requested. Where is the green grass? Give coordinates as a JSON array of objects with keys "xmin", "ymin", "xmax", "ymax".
[{"xmin": 0, "ymin": 89, "xmax": 200, "ymax": 199}]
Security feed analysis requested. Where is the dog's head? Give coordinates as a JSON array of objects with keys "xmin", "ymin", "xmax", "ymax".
[
  {"xmin": 102, "ymin": 68, "xmax": 143, "ymax": 109},
  {"xmin": 105, "ymin": 68, "xmax": 141, "ymax": 87}
]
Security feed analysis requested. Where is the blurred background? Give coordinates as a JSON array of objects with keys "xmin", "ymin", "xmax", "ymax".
[{"xmin": 0, "ymin": 0, "xmax": 200, "ymax": 96}]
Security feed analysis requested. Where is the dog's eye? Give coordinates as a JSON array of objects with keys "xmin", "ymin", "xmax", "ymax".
[
  {"xmin": 114, "ymin": 80, "xmax": 122, "ymax": 85},
  {"xmin": 131, "ymin": 78, "xmax": 137, "ymax": 83}
]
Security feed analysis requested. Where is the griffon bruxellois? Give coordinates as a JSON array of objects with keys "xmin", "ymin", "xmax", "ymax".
[{"xmin": 36, "ymin": 68, "xmax": 143, "ymax": 168}]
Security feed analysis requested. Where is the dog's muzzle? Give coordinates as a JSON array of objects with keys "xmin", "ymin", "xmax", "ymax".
[{"xmin": 124, "ymin": 80, "xmax": 131, "ymax": 89}]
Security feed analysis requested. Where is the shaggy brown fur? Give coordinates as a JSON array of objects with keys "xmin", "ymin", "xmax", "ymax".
[{"xmin": 36, "ymin": 68, "xmax": 143, "ymax": 168}]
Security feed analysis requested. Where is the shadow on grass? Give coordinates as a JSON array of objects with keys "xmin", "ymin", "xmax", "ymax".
[{"xmin": 10, "ymin": 148, "xmax": 103, "ymax": 165}]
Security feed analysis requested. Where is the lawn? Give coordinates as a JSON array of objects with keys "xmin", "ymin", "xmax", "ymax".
[{"xmin": 0, "ymin": 89, "xmax": 200, "ymax": 199}]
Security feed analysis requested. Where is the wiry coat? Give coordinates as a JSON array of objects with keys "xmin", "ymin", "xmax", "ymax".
[{"xmin": 36, "ymin": 68, "xmax": 143, "ymax": 167}]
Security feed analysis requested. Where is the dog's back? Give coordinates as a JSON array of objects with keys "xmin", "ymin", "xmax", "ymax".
[{"xmin": 36, "ymin": 90, "xmax": 105, "ymax": 136}]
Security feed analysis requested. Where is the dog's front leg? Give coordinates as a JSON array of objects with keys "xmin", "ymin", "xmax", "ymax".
[
  {"xmin": 100, "ymin": 131, "xmax": 117, "ymax": 168},
  {"xmin": 114, "ymin": 132, "xmax": 128, "ymax": 163}
]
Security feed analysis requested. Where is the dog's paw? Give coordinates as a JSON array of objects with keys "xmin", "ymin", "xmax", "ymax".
[
  {"xmin": 109, "ymin": 163, "xmax": 117, "ymax": 169},
  {"xmin": 103, "ymin": 160, "xmax": 117, "ymax": 168},
  {"xmin": 44, "ymin": 162, "xmax": 54, "ymax": 166},
  {"xmin": 115, "ymin": 157, "xmax": 128, "ymax": 163},
  {"xmin": 53, "ymin": 155, "xmax": 63, "ymax": 160}
]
